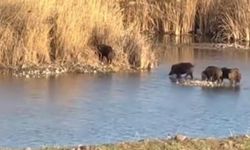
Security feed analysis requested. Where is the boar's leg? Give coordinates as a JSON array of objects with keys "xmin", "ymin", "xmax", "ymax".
[{"xmin": 185, "ymin": 72, "xmax": 193, "ymax": 79}]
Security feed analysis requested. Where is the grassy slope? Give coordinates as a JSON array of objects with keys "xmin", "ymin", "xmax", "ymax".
[{"xmin": 37, "ymin": 136, "xmax": 250, "ymax": 150}]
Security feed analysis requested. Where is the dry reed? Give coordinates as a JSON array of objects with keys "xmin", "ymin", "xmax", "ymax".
[
  {"xmin": 215, "ymin": 0, "xmax": 250, "ymax": 42},
  {"xmin": 121, "ymin": 0, "xmax": 250, "ymax": 42},
  {"xmin": 1, "ymin": 0, "xmax": 250, "ymax": 72},
  {"xmin": 120, "ymin": 0, "xmax": 198, "ymax": 35},
  {"xmin": 0, "ymin": 0, "xmax": 155, "ymax": 71},
  {"xmin": 196, "ymin": 0, "xmax": 250, "ymax": 42}
]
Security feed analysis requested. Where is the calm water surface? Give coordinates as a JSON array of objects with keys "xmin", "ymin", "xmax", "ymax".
[{"xmin": 0, "ymin": 46, "xmax": 250, "ymax": 147}]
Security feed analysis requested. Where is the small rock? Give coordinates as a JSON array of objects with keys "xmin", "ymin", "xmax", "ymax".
[
  {"xmin": 221, "ymin": 143, "xmax": 229, "ymax": 149},
  {"xmin": 76, "ymin": 145, "xmax": 87, "ymax": 150},
  {"xmin": 228, "ymin": 140, "xmax": 233, "ymax": 147},
  {"xmin": 175, "ymin": 134, "xmax": 187, "ymax": 142},
  {"xmin": 21, "ymin": 64, "xmax": 27, "ymax": 69},
  {"xmin": 24, "ymin": 147, "xmax": 32, "ymax": 150}
]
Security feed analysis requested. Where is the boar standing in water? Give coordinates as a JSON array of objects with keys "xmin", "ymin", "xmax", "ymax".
[
  {"xmin": 201, "ymin": 66, "xmax": 223, "ymax": 83},
  {"xmin": 96, "ymin": 44, "xmax": 115, "ymax": 64},
  {"xmin": 221, "ymin": 67, "xmax": 241, "ymax": 86},
  {"xmin": 169, "ymin": 62, "xmax": 194, "ymax": 79}
]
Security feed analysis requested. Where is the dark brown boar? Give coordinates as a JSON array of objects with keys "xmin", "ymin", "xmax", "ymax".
[
  {"xmin": 169, "ymin": 62, "xmax": 194, "ymax": 79},
  {"xmin": 96, "ymin": 44, "xmax": 115, "ymax": 64},
  {"xmin": 221, "ymin": 67, "xmax": 241, "ymax": 86},
  {"xmin": 201, "ymin": 66, "xmax": 223, "ymax": 83}
]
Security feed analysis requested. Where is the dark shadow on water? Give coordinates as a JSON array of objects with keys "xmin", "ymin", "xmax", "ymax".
[
  {"xmin": 168, "ymin": 75, "xmax": 192, "ymax": 83},
  {"xmin": 168, "ymin": 76, "xmax": 178, "ymax": 83}
]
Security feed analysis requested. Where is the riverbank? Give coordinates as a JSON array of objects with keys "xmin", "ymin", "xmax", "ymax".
[
  {"xmin": 1, "ymin": 41, "xmax": 247, "ymax": 79},
  {"xmin": 7, "ymin": 135, "xmax": 250, "ymax": 150},
  {"xmin": 1, "ymin": 0, "xmax": 250, "ymax": 73},
  {"xmin": 0, "ymin": 0, "xmax": 156, "ymax": 73},
  {"xmin": 0, "ymin": 62, "xmax": 152, "ymax": 78}
]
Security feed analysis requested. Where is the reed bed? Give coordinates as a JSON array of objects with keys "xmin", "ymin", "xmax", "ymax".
[
  {"xmin": 121, "ymin": 0, "xmax": 250, "ymax": 42},
  {"xmin": 120, "ymin": 0, "xmax": 198, "ymax": 35},
  {"xmin": 0, "ymin": 0, "xmax": 250, "ymax": 72},
  {"xmin": 0, "ymin": 0, "xmax": 155, "ymax": 71},
  {"xmin": 213, "ymin": 0, "xmax": 250, "ymax": 42}
]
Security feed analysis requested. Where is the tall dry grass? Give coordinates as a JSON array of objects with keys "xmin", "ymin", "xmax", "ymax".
[
  {"xmin": 1, "ymin": 0, "xmax": 250, "ymax": 71},
  {"xmin": 196, "ymin": 0, "xmax": 250, "ymax": 42},
  {"xmin": 214, "ymin": 0, "xmax": 250, "ymax": 42},
  {"xmin": 0, "ymin": 0, "xmax": 155, "ymax": 70},
  {"xmin": 120, "ymin": 0, "xmax": 198, "ymax": 35},
  {"xmin": 196, "ymin": 0, "xmax": 218, "ymax": 36},
  {"xmin": 120, "ymin": 0, "xmax": 250, "ymax": 42}
]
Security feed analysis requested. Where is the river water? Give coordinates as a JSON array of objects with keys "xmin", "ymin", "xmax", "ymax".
[{"xmin": 0, "ymin": 44, "xmax": 250, "ymax": 147}]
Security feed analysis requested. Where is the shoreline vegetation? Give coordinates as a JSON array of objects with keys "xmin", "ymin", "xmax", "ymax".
[
  {"xmin": 1, "ymin": 0, "xmax": 250, "ymax": 77},
  {"xmin": 4, "ymin": 135, "xmax": 250, "ymax": 150}
]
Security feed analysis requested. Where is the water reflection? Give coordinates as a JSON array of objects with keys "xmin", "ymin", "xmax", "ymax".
[
  {"xmin": 155, "ymin": 35, "xmax": 250, "ymax": 64},
  {"xmin": 21, "ymin": 75, "xmax": 85, "ymax": 107}
]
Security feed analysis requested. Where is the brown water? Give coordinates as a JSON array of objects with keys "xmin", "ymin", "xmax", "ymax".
[{"xmin": 0, "ymin": 44, "xmax": 250, "ymax": 147}]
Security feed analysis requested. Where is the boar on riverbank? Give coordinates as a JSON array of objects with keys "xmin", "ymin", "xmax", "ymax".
[{"xmin": 96, "ymin": 44, "xmax": 116, "ymax": 64}]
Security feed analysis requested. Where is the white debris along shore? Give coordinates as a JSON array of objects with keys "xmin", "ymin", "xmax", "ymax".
[{"xmin": 170, "ymin": 77, "xmax": 238, "ymax": 88}]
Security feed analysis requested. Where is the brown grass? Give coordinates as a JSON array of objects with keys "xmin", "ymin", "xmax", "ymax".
[
  {"xmin": 1, "ymin": 0, "xmax": 250, "ymax": 71},
  {"xmin": 120, "ymin": 0, "xmax": 198, "ymax": 35},
  {"xmin": 121, "ymin": 0, "xmax": 250, "ymax": 42},
  {"xmin": 195, "ymin": 0, "xmax": 250, "ymax": 42},
  {"xmin": 39, "ymin": 136, "xmax": 250, "ymax": 150},
  {"xmin": 0, "ymin": 0, "xmax": 155, "ymax": 71},
  {"xmin": 215, "ymin": 0, "xmax": 250, "ymax": 42}
]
